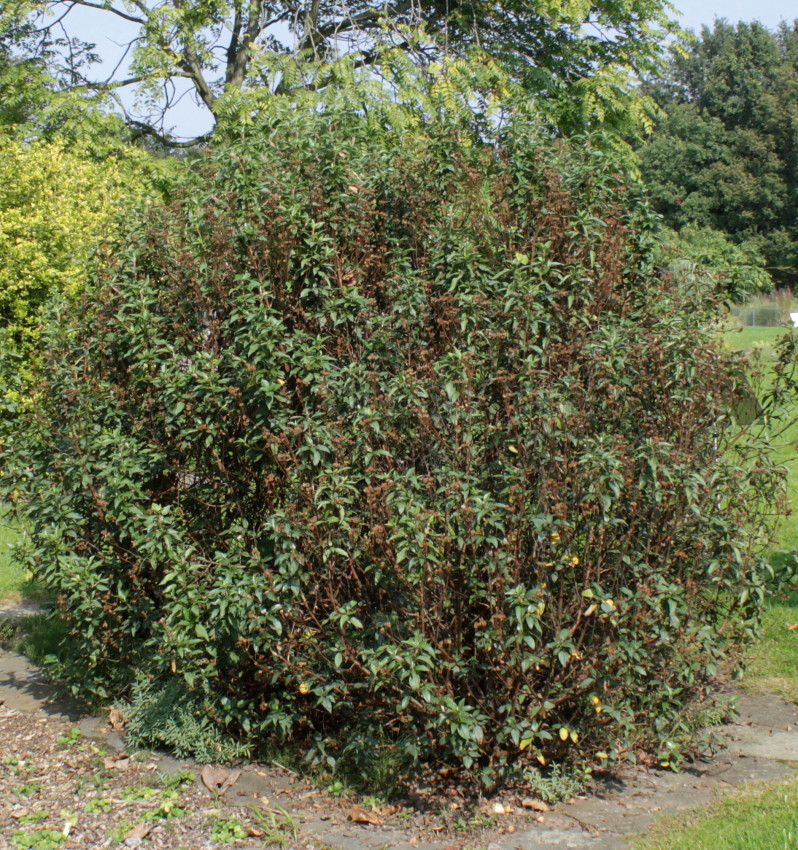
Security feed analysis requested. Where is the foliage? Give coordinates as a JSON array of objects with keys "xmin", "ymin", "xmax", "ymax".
[
  {"xmin": 0, "ymin": 18, "xmax": 133, "ymax": 154},
  {"xmin": 640, "ymin": 20, "xmax": 798, "ymax": 282},
  {"xmin": 123, "ymin": 678, "xmax": 253, "ymax": 763},
  {"xmin": 1, "ymin": 90, "xmax": 786, "ymax": 792},
  {"xmin": 0, "ymin": 139, "xmax": 168, "ymax": 422},
  {"xmin": 657, "ymin": 225, "xmax": 772, "ymax": 304},
  {"xmin": 1, "ymin": 0, "xmax": 677, "ymax": 144}
]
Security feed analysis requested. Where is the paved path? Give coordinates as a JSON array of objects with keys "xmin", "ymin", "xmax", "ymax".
[{"xmin": 2, "ymin": 642, "xmax": 796, "ymax": 849}]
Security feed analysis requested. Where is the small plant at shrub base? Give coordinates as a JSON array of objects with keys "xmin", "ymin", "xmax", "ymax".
[{"xmin": 2, "ymin": 89, "xmax": 785, "ymax": 793}]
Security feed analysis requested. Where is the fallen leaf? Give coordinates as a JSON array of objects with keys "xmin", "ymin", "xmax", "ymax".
[
  {"xmin": 124, "ymin": 822, "xmax": 152, "ymax": 842},
  {"xmin": 103, "ymin": 754, "xmax": 131, "ymax": 770},
  {"xmin": 788, "ymin": 623, "xmax": 798, "ymax": 631},
  {"xmin": 521, "ymin": 797, "xmax": 550, "ymax": 812},
  {"xmin": 376, "ymin": 804, "xmax": 401, "ymax": 816},
  {"xmin": 348, "ymin": 805, "xmax": 382, "ymax": 825},
  {"xmin": 200, "ymin": 765, "xmax": 241, "ymax": 794},
  {"xmin": 10, "ymin": 808, "xmax": 29, "ymax": 819},
  {"xmin": 247, "ymin": 827, "xmax": 265, "ymax": 837},
  {"xmin": 108, "ymin": 707, "xmax": 126, "ymax": 730}
]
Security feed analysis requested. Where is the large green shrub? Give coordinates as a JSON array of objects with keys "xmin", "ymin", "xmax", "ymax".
[{"xmin": 2, "ymin": 93, "xmax": 783, "ymax": 790}]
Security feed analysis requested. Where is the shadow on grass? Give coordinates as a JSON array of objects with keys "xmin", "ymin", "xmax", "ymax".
[{"xmin": 0, "ymin": 611, "xmax": 69, "ymax": 666}]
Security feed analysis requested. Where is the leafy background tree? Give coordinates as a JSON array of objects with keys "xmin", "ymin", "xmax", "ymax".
[
  {"xmin": 639, "ymin": 20, "xmax": 798, "ymax": 286},
  {"xmin": 0, "ymin": 0, "xmax": 678, "ymax": 144}
]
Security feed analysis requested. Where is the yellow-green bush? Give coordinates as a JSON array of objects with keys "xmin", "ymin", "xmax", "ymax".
[{"xmin": 0, "ymin": 139, "xmax": 155, "ymax": 411}]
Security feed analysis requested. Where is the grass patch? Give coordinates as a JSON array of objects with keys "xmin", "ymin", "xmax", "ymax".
[
  {"xmin": 743, "ymin": 591, "xmax": 798, "ymax": 703},
  {"xmin": 0, "ymin": 513, "xmax": 49, "ymax": 604},
  {"xmin": 721, "ymin": 325, "xmax": 795, "ymax": 353},
  {"xmin": 634, "ymin": 776, "xmax": 798, "ymax": 849},
  {"xmin": 0, "ymin": 613, "xmax": 68, "ymax": 665},
  {"xmin": 0, "ymin": 517, "xmax": 23, "ymax": 600}
]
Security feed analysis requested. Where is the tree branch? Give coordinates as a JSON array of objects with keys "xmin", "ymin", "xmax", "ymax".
[
  {"xmin": 126, "ymin": 117, "xmax": 212, "ymax": 147},
  {"xmin": 316, "ymin": 0, "xmax": 417, "ymax": 39},
  {"xmin": 48, "ymin": 0, "xmax": 146, "ymax": 25}
]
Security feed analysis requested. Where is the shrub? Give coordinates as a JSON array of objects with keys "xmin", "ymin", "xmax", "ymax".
[
  {"xmin": 2, "ymin": 93, "xmax": 784, "ymax": 791},
  {"xmin": 0, "ymin": 139, "xmax": 163, "ymax": 420}
]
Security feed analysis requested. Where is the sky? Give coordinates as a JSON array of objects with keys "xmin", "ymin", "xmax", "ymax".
[
  {"xmin": 676, "ymin": 0, "xmax": 793, "ymax": 32},
  {"xmin": 68, "ymin": 0, "xmax": 798, "ymax": 141}
]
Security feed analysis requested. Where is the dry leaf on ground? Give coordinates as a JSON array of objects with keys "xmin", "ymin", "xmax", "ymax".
[
  {"xmin": 200, "ymin": 765, "xmax": 241, "ymax": 794},
  {"xmin": 348, "ymin": 805, "xmax": 382, "ymax": 825}
]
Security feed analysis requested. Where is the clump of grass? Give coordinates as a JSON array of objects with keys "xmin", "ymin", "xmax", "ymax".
[
  {"xmin": 743, "ymin": 591, "xmax": 798, "ymax": 704},
  {"xmin": 635, "ymin": 777, "xmax": 798, "ymax": 849},
  {"xmin": 0, "ymin": 514, "xmax": 49, "ymax": 603}
]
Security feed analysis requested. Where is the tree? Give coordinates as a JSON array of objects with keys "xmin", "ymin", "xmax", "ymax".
[
  {"xmin": 0, "ymin": 15, "xmax": 138, "ymax": 154},
  {"xmin": 1, "ymin": 0, "xmax": 678, "ymax": 144},
  {"xmin": 639, "ymin": 20, "xmax": 798, "ymax": 282}
]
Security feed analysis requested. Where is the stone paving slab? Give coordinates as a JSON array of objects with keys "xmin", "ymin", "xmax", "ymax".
[
  {"xmin": 0, "ymin": 649, "xmax": 81, "ymax": 720},
  {"xmin": 2, "ymin": 639, "xmax": 798, "ymax": 849}
]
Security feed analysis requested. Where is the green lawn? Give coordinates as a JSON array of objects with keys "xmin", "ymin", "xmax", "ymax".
[
  {"xmin": 0, "ymin": 516, "xmax": 22, "ymax": 600},
  {"xmin": 721, "ymin": 324, "xmax": 796, "ymax": 352},
  {"xmin": 0, "ymin": 514, "xmax": 48, "ymax": 602},
  {"xmin": 635, "ymin": 777, "xmax": 798, "ymax": 850}
]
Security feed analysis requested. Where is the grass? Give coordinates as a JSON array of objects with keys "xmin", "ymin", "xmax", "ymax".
[
  {"xmin": 0, "ymin": 516, "xmax": 49, "ymax": 604},
  {"xmin": 635, "ymin": 777, "xmax": 798, "ymax": 849},
  {"xmin": 722, "ymin": 324, "xmax": 796, "ymax": 352},
  {"xmin": 743, "ymin": 592, "xmax": 798, "ymax": 703},
  {"xmin": 0, "ymin": 517, "xmax": 24, "ymax": 600}
]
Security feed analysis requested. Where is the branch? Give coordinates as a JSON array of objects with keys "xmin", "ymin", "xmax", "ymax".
[
  {"xmin": 226, "ymin": 0, "xmax": 290, "ymax": 89},
  {"xmin": 317, "ymin": 0, "xmax": 417, "ymax": 39},
  {"xmin": 296, "ymin": 0, "xmax": 322, "ymax": 57},
  {"xmin": 126, "ymin": 117, "xmax": 212, "ymax": 148},
  {"xmin": 49, "ymin": 0, "xmax": 146, "ymax": 25},
  {"xmin": 178, "ymin": 50, "xmax": 217, "ymax": 110}
]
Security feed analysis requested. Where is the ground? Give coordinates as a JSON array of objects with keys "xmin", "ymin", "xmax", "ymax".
[{"xmin": 4, "ymin": 637, "xmax": 798, "ymax": 850}]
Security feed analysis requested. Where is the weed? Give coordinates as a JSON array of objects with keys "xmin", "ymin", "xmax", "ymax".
[
  {"xmin": 105, "ymin": 819, "xmax": 134, "ymax": 844},
  {"xmin": 11, "ymin": 829, "xmax": 65, "ymax": 850},
  {"xmin": 15, "ymin": 782, "xmax": 43, "ymax": 797},
  {"xmin": 326, "ymin": 781, "xmax": 348, "ymax": 797},
  {"xmin": 521, "ymin": 763, "xmax": 587, "ymax": 804},
  {"xmin": 157, "ymin": 768, "xmax": 195, "ymax": 789},
  {"xmin": 209, "ymin": 815, "xmax": 247, "ymax": 842},
  {"xmin": 141, "ymin": 800, "xmax": 187, "ymax": 820},
  {"xmin": 453, "ymin": 813, "xmax": 495, "ymax": 832},
  {"xmin": 250, "ymin": 807, "xmax": 299, "ymax": 848},
  {"xmin": 55, "ymin": 728, "xmax": 81, "ymax": 748},
  {"xmin": 85, "ymin": 798, "xmax": 113, "ymax": 814},
  {"xmin": 73, "ymin": 772, "xmax": 109, "ymax": 793},
  {"xmin": 15, "ymin": 811, "xmax": 48, "ymax": 825},
  {"xmin": 120, "ymin": 784, "xmax": 160, "ymax": 801}
]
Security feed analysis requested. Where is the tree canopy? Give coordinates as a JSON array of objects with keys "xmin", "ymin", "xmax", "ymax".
[
  {"xmin": 639, "ymin": 20, "xmax": 798, "ymax": 282},
  {"xmin": 1, "ymin": 0, "xmax": 678, "ymax": 144}
]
